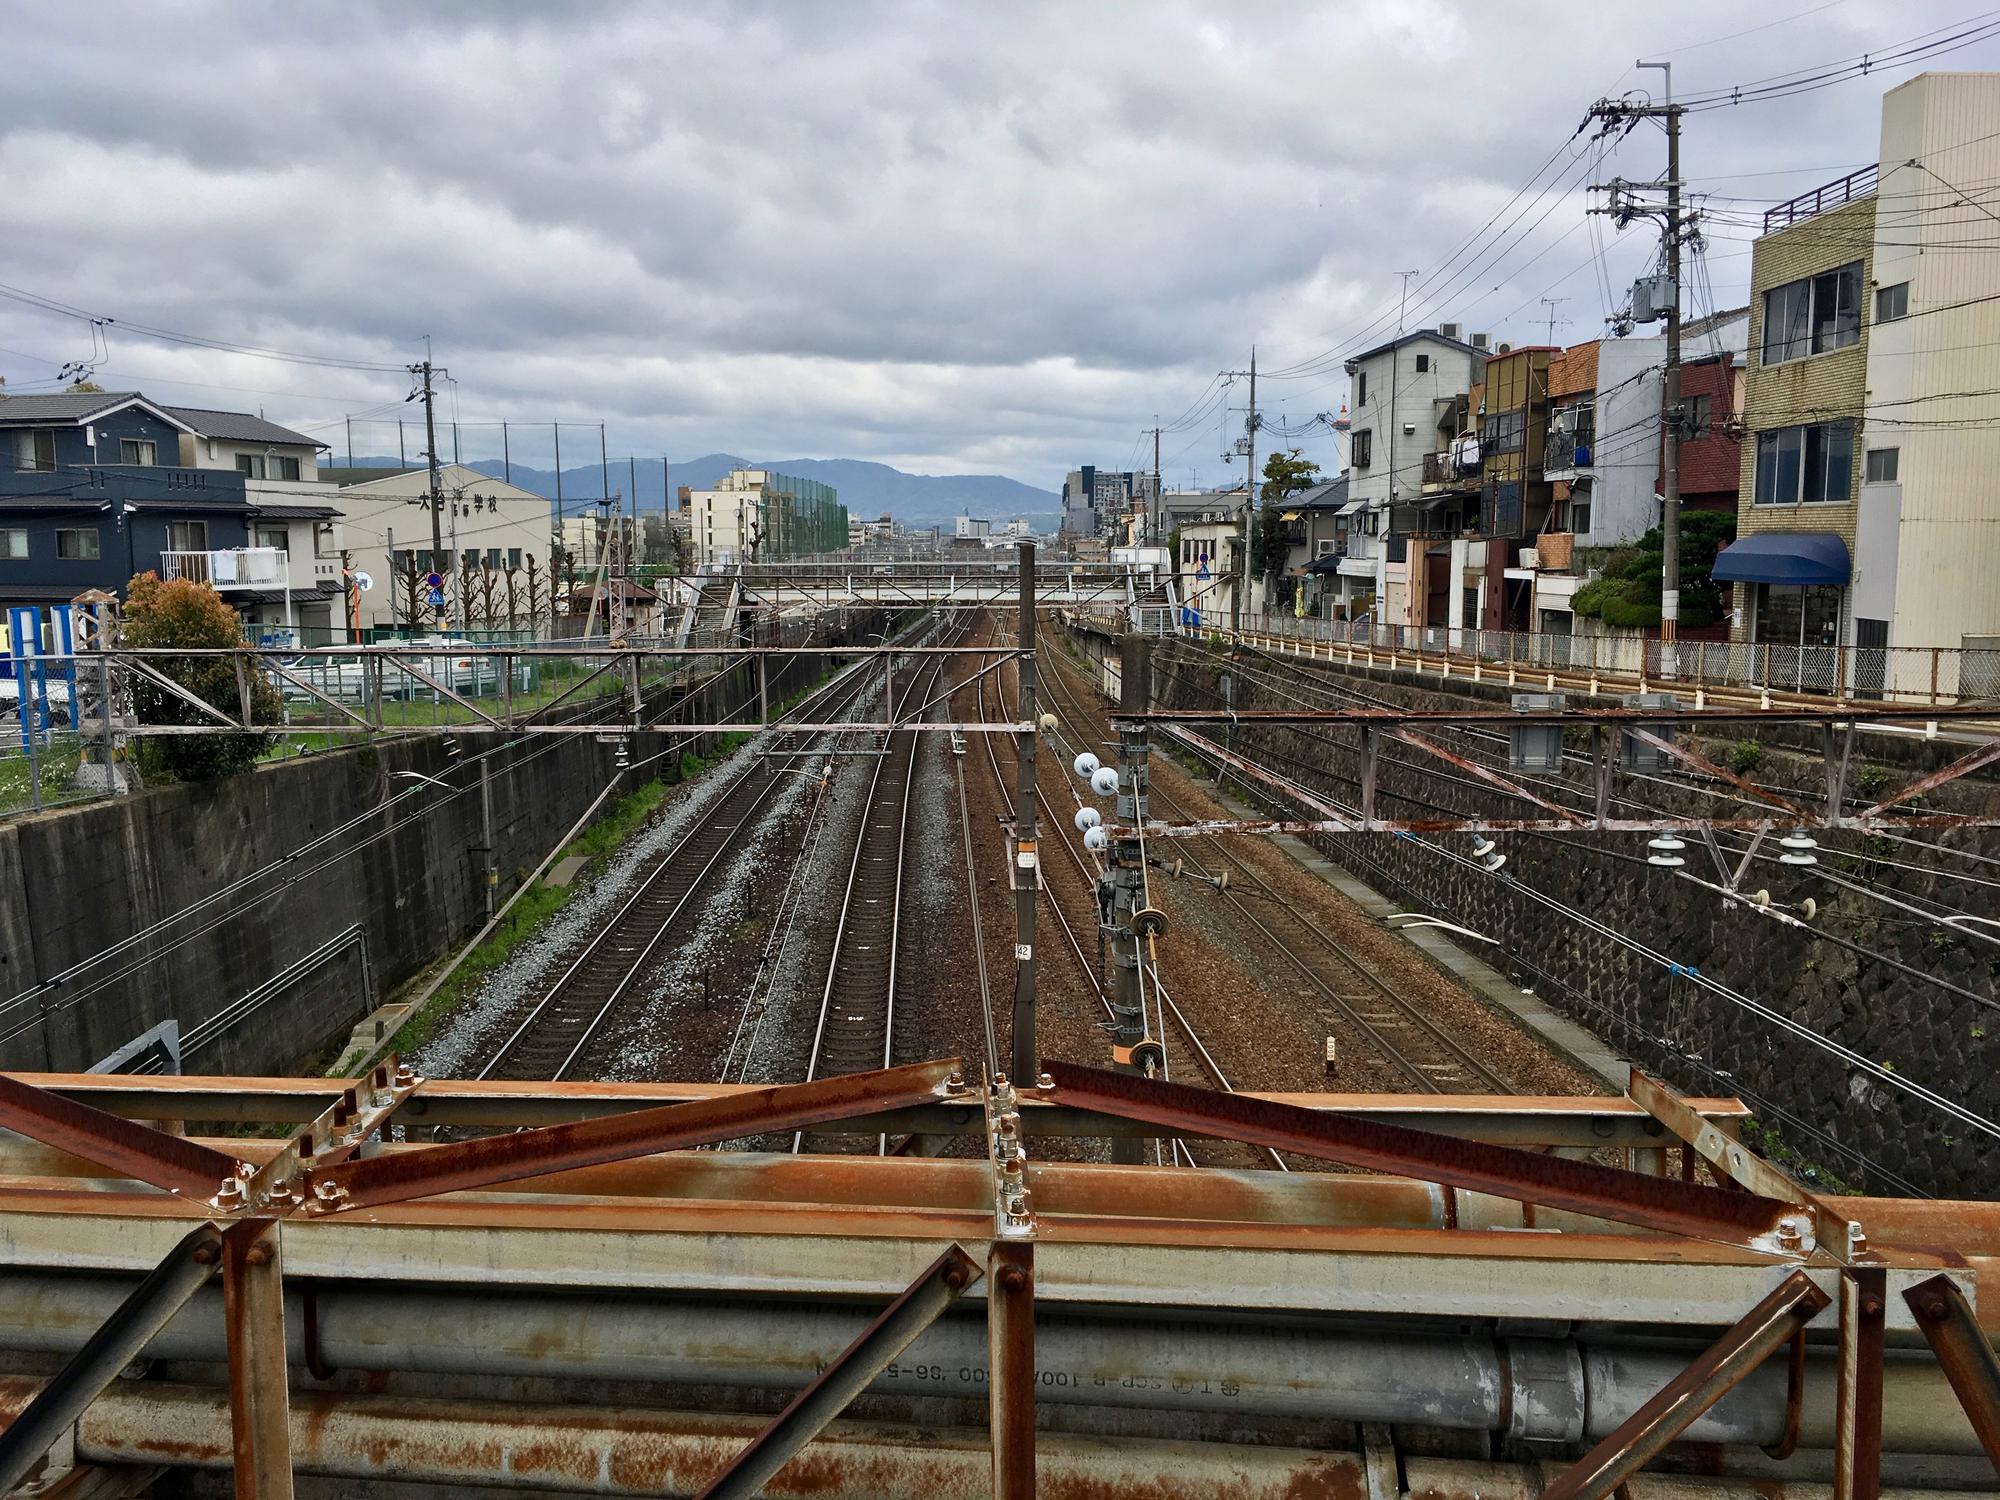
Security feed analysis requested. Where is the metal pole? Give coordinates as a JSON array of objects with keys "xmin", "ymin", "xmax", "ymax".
[
  {"xmin": 1107, "ymin": 632, "xmax": 1153, "ymax": 1165},
  {"xmin": 1647, "ymin": 63, "xmax": 1684, "ymax": 680},
  {"xmin": 344, "ymin": 415, "xmax": 352, "ymax": 469},
  {"xmin": 502, "ymin": 421, "xmax": 510, "ymax": 484},
  {"xmin": 419, "ymin": 359, "xmax": 445, "ymax": 631},
  {"xmin": 479, "ymin": 746, "xmax": 496, "ymax": 921},
  {"xmin": 1235, "ymin": 348, "xmax": 1255, "ymax": 633},
  {"xmin": 0, "ymin": 1223, "xmax": 221, "ymax": 1493},
  {"xmin": 222, "ymin": 1220, "xmax": 292, "ymax": 1499},
  {"xmin": 1012, "ymin": 542, "xmax": 1038, "ymax": 1084}
]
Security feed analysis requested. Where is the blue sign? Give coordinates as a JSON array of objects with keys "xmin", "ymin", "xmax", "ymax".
[
  {"xmin": 7, "ymin": 605, "xmax": 48, "ymax": 751},
  {"xmin": 426, "ymin": 587, "xmax": 446, "ymax": 610},
  {"xmin": 425, "ymin": 572, "xmax": 445, "ymax": 591}
]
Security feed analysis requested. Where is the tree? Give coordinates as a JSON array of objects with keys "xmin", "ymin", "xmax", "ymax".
[
  {"xmin": 124, "ymin": 572, "xmax": 280, "ymax": 781},
  {"xmin": 1253, "ymin": 448, "xmax": 1319, "ymax": 579},
  {"xmin": 1570, "ymin": 511, "xmax": 1737, "ymax": 630},
  {"xmin": 65, "ymin": 379, "xmax": 106, "ymax": 394}
]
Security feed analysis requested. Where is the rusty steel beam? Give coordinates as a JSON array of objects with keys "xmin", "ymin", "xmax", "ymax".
[
  {"xmin": 1538, "ymin": 1271, "xmax": 1832, "ymax": 1500},
  {"xmin": 222, "ymin": 1220, "xmax": 291, "ymax": 1499},
  {"xmin": 1119, "ymin": 704, "xmax": 2000, "ymax": 727},
  {"xmin": 1623, "ymin": 726, "xmax": 1816, "ymax": 821},
  {"xmin": 1834, "ymin": 1265, "xmax": 1888, "ymax": 1500},
  {"xmin": 692, "ymin": 1245, "xmax": 981, "ymax": 1500},
  {"xmin": 0, "ymin": 1072, "xmax": 242, "ymax": 1200},
  {"xmin": 1855, "ymin": 736, "xmax": 2000, "ymax": 821},
  {"xmin": 309, "ymin": 1059, "xmax": 968, "ymax": 1212},
  {"xmin": 1389, "ymin": 725, "xmax": 1588, "ymax": 825},
  {"xmin": 244, "ymin": 1057, "xmax": 419, "ymax": 1211},
  {"xmin": 1903, "ymin": 1272, "xmax": 2000, "ymax": 1468},
  {"xmin": 988, "ymin": 1241, "xmax": 1036, "ymax": 1500},
  {"xmin": 1038, "ymin": 1061, "xmax": 1806, "ymax": 1247},
  {"xmin": 1117, "ymin": 810, "xmax": 2000, "ymax": 836},
  {"xmin": 0, "ymin": 1223, "xmax": 222, "ymax": 1495}
]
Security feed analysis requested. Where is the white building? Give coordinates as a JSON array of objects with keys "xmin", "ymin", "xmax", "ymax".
[
  {"xmin": 688, "ymin": 468, "xmax": 846, "ymax": 567},
  {"xmin": 954, "ymin": 515, "xmax": 991, "ymax": 539},
  {"xmin": 325, "ymin": 463, "xmax": 552, "ymax": 632}
]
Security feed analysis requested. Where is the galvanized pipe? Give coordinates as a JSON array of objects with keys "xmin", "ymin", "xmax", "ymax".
[
  {"xmin": 0, "ymin": 1276, "xmax": 1984, "ymax": 1453},
  {"xmin": 0, "ymin": 1378, "xmax": 1973, "ymax": 1500}
]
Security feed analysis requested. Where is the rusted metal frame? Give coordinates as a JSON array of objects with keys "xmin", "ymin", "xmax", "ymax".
[
  {"xmin": 1827, "ymin": 721, "xmax": 1856, "ymax": 827},
  {"xmin": 1121, "ymin": 703, "xmax": 2000, "ymax": 726},
  {"xmin": 384, "ymin": 654, "xmax": 502, "ymax": 726},
  {"xmin": 1539, "ymin": 1271, "xmax": 1831, "ymax": 1500},
  {"xmin": 1156, "ymin": 721, "xmax": 1362, "ymax": 830},
  {"xmin": 0, "ymin": 1071, "xmax": 243, "ymax": 1199},
  {"xmin": 691, "ymin": 1244, "xmax": 982, "ymax": 1500},
  {"xmin": 243, "ymin": 1056, "xmax": 419, "ymax": 1211},
  {"xmin": 253, "ymin": 654, "xmax": 372, "ymax": 730},
  {"xmin": 1039, "ymin": 1060, "xmax": 1805, "ymax": 1246},
  {"xmin": 988, "ymin": 1240, "xmax": 1036, "ymax": 1500},
  {"xmin": 1390, "ymin": 726, "xmax": 1590, "ymax": 825},
  {"xmin": 1624, "ymin": 726, "xmax": 1815, "ymax": 821},
  {"xmin": 122, "ymin": 656, "xmax": 243, "ymax": 728},
  {"xmin": 222, "ymin": 1219, "xmax": 292, "ymax": 1499},
  {"xmin": 1762, "ymin": 1325, "xmax": 1807, "ymax": 1460},
  {"xmin": 1625, "ymin": 1069, "xmax": 1854, "ymax": 1258},
  {"xmin": 0, "ymin": 1222, "xmax": 222, "ymax": 1494},
  {"xmin": 1115, "ymin": 811, "xmax": 2000, "ymax": 838},
  {"xmin": 309, "ymin": 1058, "xmax": 969, "ymax": 1212},
  {"xmin": 1833, "ymin": 1264, "xmax": 1887, "ymax": 1500},
  {"xmin": 1902, "ymin": 1272, "xmax": 2000, "ymax": 1466},
  {"xmin": 1855, "ymin": 735, "xmax": 2000, "ymax": 820}
]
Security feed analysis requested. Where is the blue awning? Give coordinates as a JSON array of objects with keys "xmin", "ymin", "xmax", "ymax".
[{"xmin": 1710, "ymin": 532, "xmax": 1850, "ymax": 587}]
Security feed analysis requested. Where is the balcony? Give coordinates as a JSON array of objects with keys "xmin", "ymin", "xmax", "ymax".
[
  {"xmin": 160, "ymin": 547, "xmax": 287, "ymax": 589},
  {"xmin": 1421, "ymin": 449, "xmax": 1480, "ymax": 492},
  {"xmin": 1542, "ymin": 430, "xmax": 1595, "ymax": 481}
]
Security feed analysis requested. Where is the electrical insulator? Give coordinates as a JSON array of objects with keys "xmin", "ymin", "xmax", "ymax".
[
  {"xmin": 1073, "ymin": 806, "xmax": 1101, "ymax": 833},
  {"xmin": 1072, "ymin": 752, "xmax": 1101, "ymax": 779},
  {"xmin": 1083, "ymin": 826, "xmax": 1110, "ymax": 852},
  {"xmin": 1038, "ymin": 712, "xmax": 1058, "ymax": 734},
  {"xmin": 1090, "ymin": 766, "xmax": 1120, "ymax": 797}
]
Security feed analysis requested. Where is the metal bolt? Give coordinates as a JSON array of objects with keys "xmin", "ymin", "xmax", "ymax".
[
  {"xmin": 993, "ymin": 1073, "xmax": 1009, "ymax": 1090},
  {"xmin": 1006, "ymin": 1195, "xmax": 1028, "ymax": 1218},
  {"xmin": 215, "ymin": 1177, "xmax": 247, "ymax": 1210},
  {"xmin": 1923, "ymin": 1297, "xmax": 1949, "ymax": 1321},
  {"xmin": 312, "ymin": 1179, "xmax": 347, "ymax": 1207},
  {"xmin": 944, "ymin": 1070, "xmax": 966, "ymax": 1093},
  {"xmin": 190, "ymin": 1243, "xmax": 219, "ymax": 1266},
  {"xmin": 266, "ymin": 1179, "xmax": 295, "ymax": 1204},
  {"xmin": 245, "ymin": 1243, "xmax": 274, "ymax": 1267},
  {"xmin": 998, "ymin": 1265, "xmax": 1029, "ymax": 1292},
  {"xmin": 1036, "ymin": 1072, "xmax": 1054, "ymax": 1090},
  {"xmin": 1775, "ymin": 1217, "xmax": 1804, "ymax": 1251},
  {"xmin": 943, "ymin": 1265, "xmax": 969, "ymax": 1291},
  {"xmin": 394, "ymin": 1064, "xmax": 418, "ymax": 1088},
  {"xmin": 998, "ymin": 1116, "xmax": 1018, "ymax": 1138},
  {"xmin": 1848, "ymin": 1222, "xmax": 1868, "ymax": 1253},
  {"xmin": 1862, "ymin": 1295, "xmax": 1883, "ymax": 1317}
]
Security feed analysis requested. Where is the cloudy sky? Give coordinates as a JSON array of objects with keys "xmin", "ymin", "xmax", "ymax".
[{"xmin": 3, "ymin": 1, "xmax": 1996, "ymax": 494}]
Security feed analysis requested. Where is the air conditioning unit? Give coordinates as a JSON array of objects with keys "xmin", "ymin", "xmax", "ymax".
[
  {"xmin": 1518, "ymin": 547, "xmax": 1541, "ymax": 570},
  {"xmin": 1440, "ymin": 322, "xmax": 1462, "ymax": 341},
  {"xmin": 1471, "ymin": 332, "xmax": 1491, "ymax": 350}
]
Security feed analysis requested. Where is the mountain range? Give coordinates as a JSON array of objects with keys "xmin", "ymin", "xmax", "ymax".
[{"xmin": 342, "ymin": 452, "xmax": 1061, "ymax": 529}]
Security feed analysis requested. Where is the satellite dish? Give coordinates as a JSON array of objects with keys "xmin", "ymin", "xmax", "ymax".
[{"xmin": 352, "ymin": 571, "xmax": 375, "ymax": 593}]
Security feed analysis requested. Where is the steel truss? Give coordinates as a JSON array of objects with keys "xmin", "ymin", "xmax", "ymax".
[{"xmin": 0, "ymin": 1061, "xmax": 1993, "ymax": 1496}]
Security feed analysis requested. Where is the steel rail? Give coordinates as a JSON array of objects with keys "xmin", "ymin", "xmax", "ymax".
[
  {"xmin": 476, "ymin": 649, "xmax": 887, "ymax": 1081},
  {"xmin": 1036, "ymin": 638, "xmax": 1508, "ymax": 1098}
]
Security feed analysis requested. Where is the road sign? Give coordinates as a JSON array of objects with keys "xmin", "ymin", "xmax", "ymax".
[
  {"xmin": 352, "ymin": 570, "xmax": 375, "ymax": 593},
  {"xmin": 425, "ymin": 572, "xmax": 444, "ymax": 591},
  {"xmin": 426, "ymin": 588, "xmax": 445, "ymax": 609}
]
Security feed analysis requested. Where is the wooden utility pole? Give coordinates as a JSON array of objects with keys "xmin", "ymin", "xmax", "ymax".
[{"xmin": 411, "ymin": 355, "xmax": 446, "ymax": 629}]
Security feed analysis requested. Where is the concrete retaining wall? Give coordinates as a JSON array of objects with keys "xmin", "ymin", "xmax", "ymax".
[{"xmin": 0, "ymin": 626, "xmax": 872, "ymax": 1077}]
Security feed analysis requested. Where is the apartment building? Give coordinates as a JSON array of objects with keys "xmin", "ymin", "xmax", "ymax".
[
  {"xmin": 688, "ymin": 468, "xmax": 847, "ymax": 567},
  {"xmin": 1059, "ymin": 465, "xmax": 1156, "ymax": 540}
]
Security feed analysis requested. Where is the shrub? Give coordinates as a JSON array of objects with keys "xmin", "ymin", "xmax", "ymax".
[
  {"xmin": 124, "ymin": 572, "xmax": 280, "ymax": 781},
  {"xmin": 1728, "ymin": 739, "xmax": 1763, "ymax": 774}
]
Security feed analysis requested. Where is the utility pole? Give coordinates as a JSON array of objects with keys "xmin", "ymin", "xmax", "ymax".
[
  {"xmin": 1011, "ymin": 543, "xmax": 1038, "ymax": 1084},
  {"xmin": 410, "ymin": 354, "xmax": 446, "ymax": 630},
  {"xmin": 1217, "ymin": 354, "xmax": 1260, "ymax": 630},
  {"xmin": 1586, "ymin": 61, "xmax": 1688, "ymax": 677}
]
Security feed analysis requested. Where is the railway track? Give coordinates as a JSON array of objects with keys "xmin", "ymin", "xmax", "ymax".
[
  {"xmin": 972, "ymin": 619, "xmax": 1282, "ymax": 1169},
  {"xmin": 801, "ymin": 614, "xmax": 973, "ymax": 1103},
  {"xmin": 474, "ymin": 646, "xmax": 887, "ymax": 1082},
  {"xmin": 1036, "ymin": 631, "xmax": 1518, "ymax": 1096}
]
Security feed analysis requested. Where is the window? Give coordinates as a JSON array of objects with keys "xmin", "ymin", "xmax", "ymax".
[
  {"xmin": 1875, "ymin": 281, "xmax": 1909, "ymax": 322},
  {"xmin": 119, "ymin": 438, "xmax": 157, "ymax": 466},
  {"xmin": 14, "ymin": 431, "xmax": 55, "ymax": 472},
  {"xmin": 1480, "ymin": 409, "xmax": 1525, "ymax": 454},
  {"xmin": 235, "ymin": 454, "xmax": 266, "ymax": 479},
  {"xmin": 56, "ymin": 528, "xmax": 99, "ymax": 560},
  {"xmin": 1570, "ymin": 499, "xmax": 1592, "ymax": 535},
  {"xmin": 507, "ymin": 547, "xmax": 523, "ymax": 570},
  {"xmin": 0, "ymin": 529, "xmax": 26, "ymax": 560},
  {"xmin": 1753, "ymin": 421, "xmax": 1854, "ymax": 505},
  {"xmin": 256, "ymin": 527, "xmax": 289, "ymax": 553},
  {"xmin": 1352, "ymin": 429, "xmax": 1373, "ymax": 468},
  {"xmin": 1415, "ymin": 353, "xmax": 1431, "ymax": 373},
  {"xmin": 271, "ymin": 454, "xmax": 301, "ymax": 481},
  {"xmin": 1865, "ymin": 447, "xmax": 1900, "ymax": 483},
  {"xmin": 1762, "ymin": 261, "xmax": 1861, "ymax": 364},
  {"xmin": 485, "ymin": 547, "xmax": 501, "ymax": 568},
  {"xmin": 313, "ymin": 521, "xmax": 336, "ymax": 557},
  {"xmin": 1686, "ymin": 394, "xmax": 1713, "ymax": 437},
  {"xmin": 1357, "ymin": 371, "xmax": 1368, "ymax": 407},
  {"xmin": 167, "ymin": 519, "xmax": 208, "ymax": 551},
  {"xmin": 1462, "ymin": 586, "xmax": 1479, "ymax": 625}
]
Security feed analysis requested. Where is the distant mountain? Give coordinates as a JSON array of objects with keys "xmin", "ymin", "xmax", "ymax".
[{"xmin": 336, "ymin": 452, "xmax": 1060, "ymax": 530}]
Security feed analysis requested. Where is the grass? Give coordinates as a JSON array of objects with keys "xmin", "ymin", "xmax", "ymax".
[
  {"xmin": 0, "ymin": 736, "xmax": 92, "ymax": 817},
  {"xmin": 340, "ymin": 734, "xmax": 749, "ymax": 1073}
]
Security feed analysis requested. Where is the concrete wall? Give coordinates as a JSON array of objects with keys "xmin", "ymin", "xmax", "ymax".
[{"xmin": 0, "ymin": 630, "xmax": 868, "ymax": 1077}]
